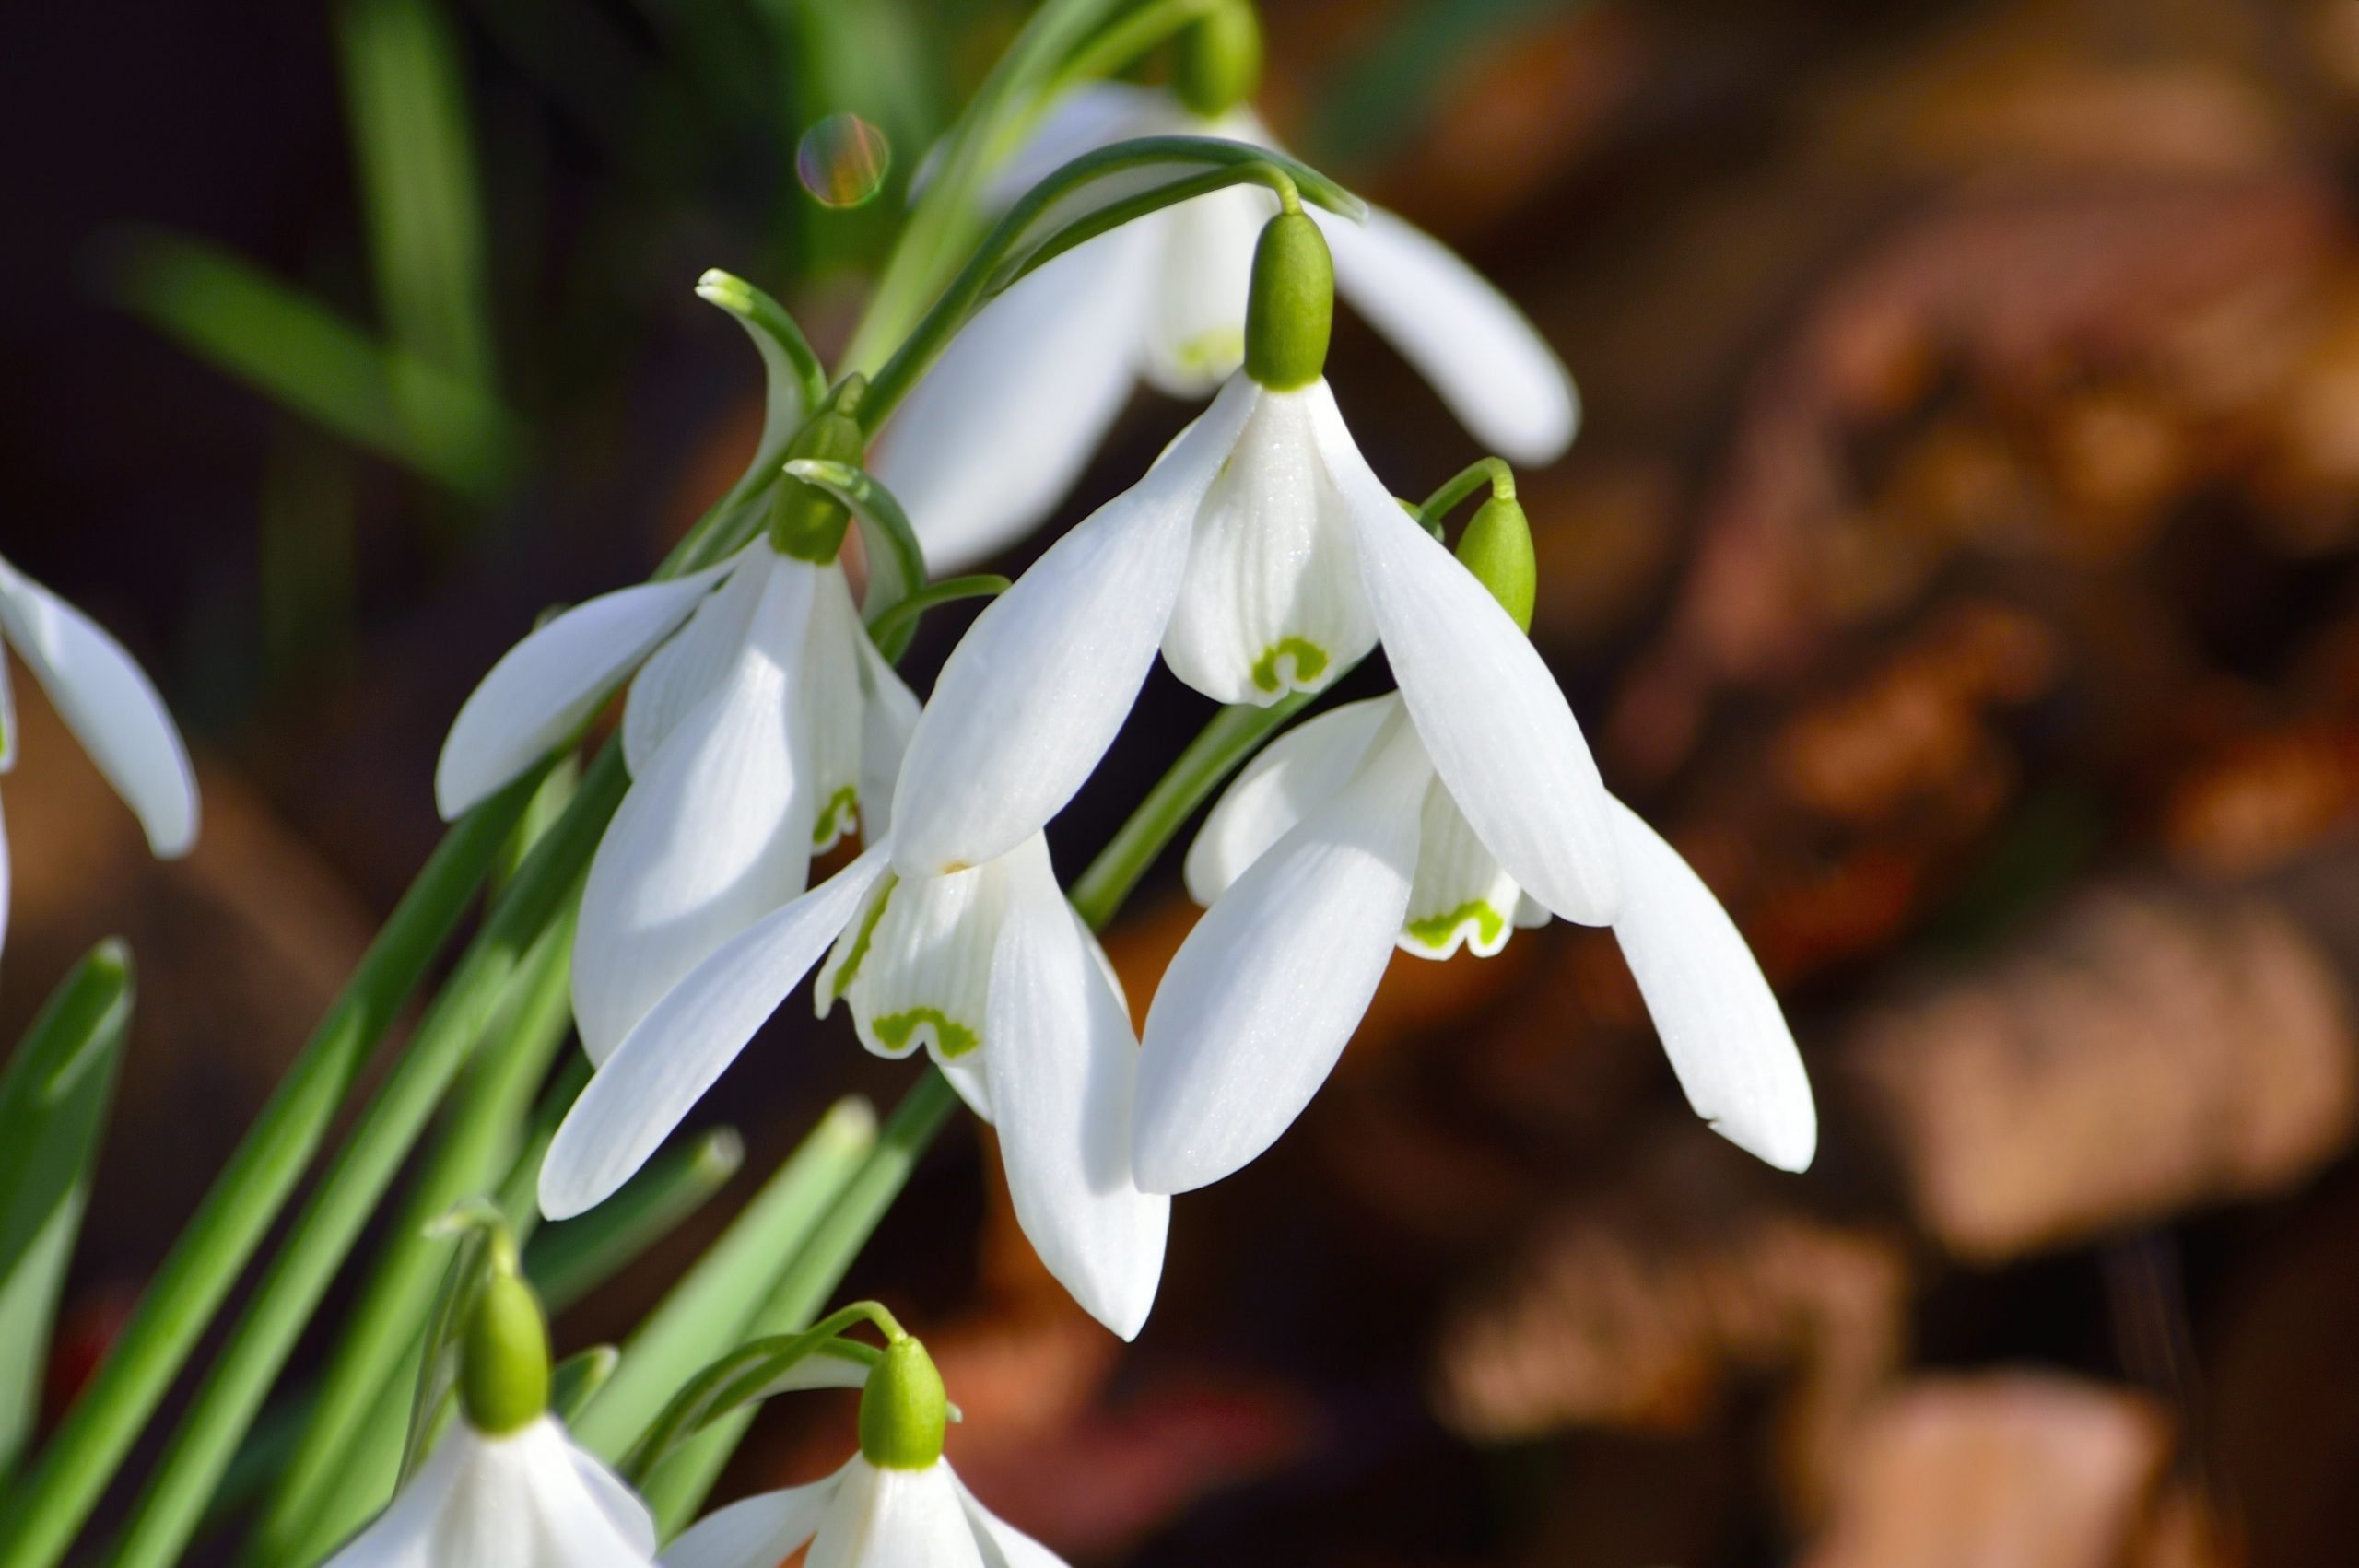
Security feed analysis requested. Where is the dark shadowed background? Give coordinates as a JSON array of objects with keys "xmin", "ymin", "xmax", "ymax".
[{"xmin": 6, "ymin": 0, "xmax": 2359, "ymax": 1562}]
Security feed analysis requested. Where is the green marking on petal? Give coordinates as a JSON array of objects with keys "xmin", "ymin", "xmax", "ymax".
[
  {"xmin": 1404, "ymin": 900, "xmax": 1508, "ymax": 954},
  {"xmin": 811, "ymin": 785, "xmax": 860, "ymax": 849},
  {"xmin": 1175, "ymin": 327, "xmax": 1245, "ymax": 377},
  {"xmin": 1250, "ymin": 636, "xmax": 1329, "ymax": 695},
  {"xmin": 873, "ymin": 1007, "xmax": 980, "ymax": 1059},
  {"xmin": 824, "ymin": 873, "xmax": 897, "ymax": 1004}
]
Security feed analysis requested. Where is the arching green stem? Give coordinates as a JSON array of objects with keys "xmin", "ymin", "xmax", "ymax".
[{"xmin": 1417, "ymin": 457, "xmax": 1518, "ymax": 538}]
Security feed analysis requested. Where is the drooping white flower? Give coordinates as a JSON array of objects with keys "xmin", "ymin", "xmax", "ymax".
[
  {"xmin": 1139, "ymin": 692, "xmax": 1818, "ymax": 1192},
  {"xmin": 872, "ymin": 81, "xmax": 1579, "ymax": 571},
  {"xmin": 886, "ymin": 217, "xmax": 1620, "ymax": 936},
  {"xmin": 327, "ymin": 1246, "xmax": 655, "ymax": 1568},
  {"xmin": 663, "ymin": 1339, "xmax": 1063, "ymax": 1568},
  {"xmin": 662, "ymin": 1453, "xmax": 1062, "ymax": 1568},
  {"xmin": 541, "ymin": 831, "xmax": 1168, "ymax": 1340},
  {"xmin": 0, "ymin": 554, "xmax": 198, "ymax": 959},
  {"xmin": 321, "ymin": 1415, "xmax": 657, "ymax": 1568},
  {"xmin": 436, "ymin": 538, "xmax": 919, "ymax": 1065}
]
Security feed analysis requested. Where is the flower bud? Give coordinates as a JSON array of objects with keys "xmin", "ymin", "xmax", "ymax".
[
  {"xmin": 770, "ymin": 402, "xmax": 868, "ymax": 562},
  {"xmin": 1243, "ymin": 211, "xmax": 1332, "ymax": 392},
  {"xmin": 856, "ymin": 1336, "xmax": 947, "ymax": 1470},
  {"xmin": 460, "ymin": 1269, "xmax": 551, "ymax": 1436},
  {"xmin": 1173, "ymin": 0, "xmax": 1262, "ymax": 119},
  {"xmin": 1455, "ymin": 493, "xmax": 1535, "ymax": 632}
]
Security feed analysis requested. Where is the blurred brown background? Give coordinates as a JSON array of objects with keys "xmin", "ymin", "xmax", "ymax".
[{"xmin": 8, "ymin": 0, "xmax": 2359, "ymax": 1562}]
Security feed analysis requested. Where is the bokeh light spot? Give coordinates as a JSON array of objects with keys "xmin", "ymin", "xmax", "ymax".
[{"xmin": 797, "ymin": 113, "xmax": 890, "ymax": 208}]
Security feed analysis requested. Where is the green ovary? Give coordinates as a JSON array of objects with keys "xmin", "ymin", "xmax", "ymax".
[
  {"xmin": 812, "ymin": 785, "xmax": 860, "ymax": 848},
  {"xmin": 1250, "ymin": 637, "xmax": 1329, "ymax": 695},
  {"xmin": 873, "ymin": 1008, "xmax": 981, "ymax": 1059},
  {"xmin": 1404, "ymin": 900, "xmax": 1507, "ymax": 953}
]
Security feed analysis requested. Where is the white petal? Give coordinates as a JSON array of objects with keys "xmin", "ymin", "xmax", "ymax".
[
  {"xmin": 321, "ymin": 1422, "xmax": 466, "ymax": 1568},
  {"xmin": 622, "ymin": 548, "xmax": 768, "ymax": 777},
  {"xmin": 661, "ymin": 1474, "xmax": 839, "ymax": 1568},
  {"xmin": 568, "ymin": 1442, "xmax": 660, "ymax": 1554},
  {"xmin": 806, "ymin": 1459, "xmax": 984, "ymax": 1568},
  {"xmin": 987, "ymin": 83, "xmax": 1168, "ymax": 205},
  {"xmin": 512, "ymin": 1421, "xmax": 658, "ymax": 1567},
  {"xmin": 435, "ymin": 557, "xmax": 734, "ymax": 819},
  {"xmin": 797, "ymin": 566, "xmax": 870, "ymax": 853},
  {"xmin": 1608, "ymin": 799, "xmax": 1816, "ymax": 1172},
  {"xmin": 952, "ymin": 1471, "xmax": 1071, "ymax": 1568},
  {"xmin": 888, "ymin": 377, "xmax": 1260, "ymax": 878},
  {"xmin": 571, "ymin": 558, "xmax": 820, "ymax": 1065},
  {"xmin": 1133, "ymin": 713, "xmax": 1430, "ymax": 1193},
  {"xmin": 1182, "ymin": 696, "xmax": 1392, "ymax": 905},
  {"xmin": 827, "ymin": 848, "xmax": 1020, "ymax": 1120},
  {"xmin": 1340, "ymin": 435, "xmax": 1621, "ymax": 924},
  {"xmin": 0, "ymin": 558, "xmax": 197, "ymax": 856},
  {"xmin": 855, "ymin": 633, "xmax": 921, "ymax": 843},
  {"xmin": 1317, "ymin": 204, "xmax": 1578, "ymax": 463},
  {"xmin": 1160, "ymin": 383, "xmax": 1378, "ymax": 706},
  {"xmin": 1139, "ymin": 185, "xmax": 1273, "ymax": 396},
  {"xmin": 542, "ymin": 845, "xmax": 888, "ymax": 1219},
  {"xmin": 984, "ymin": 850, "xmax": 1168, "ymax": 1340},
  {"xmin": 868, "ymin": 231, "xmax": 1154, "ymax": 573},
  {"xmin": 1400, "ymin": 773, "xmax": 1526, "ymax": 960}
]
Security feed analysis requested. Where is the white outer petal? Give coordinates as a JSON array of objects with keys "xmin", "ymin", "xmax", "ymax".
[
  {"xmin": 1133, "ymin": 714, "xmax": 1430, "ymax": 1194},
  {"xmin": 1182, "ymin": 696, "xmax": 1392, "ymax": 905},
  {"xmin": 889, "ymin": 376, "xmax": 1261, "ymax": 878},
  {"xmin": 1608, "ymin": 799, "xmax": 1817, "ymax": 1173},
  {"xmin": 0, "ymin": 557, "xmax": 197, "ymax": 856},
  {"xmin": 1316, "ymin": 204, "xmax": 1579, "ymax": 463},
  {"xmin": 571, "ymin": 557, "xmax": 818, "ymax": 1065},
  {"xmin": 622, "ymin": 548, "xmax": 767, "ymax": 777},
  {"xmin": 512, "ymin": 1421, "xmax": 659, "ymax": 1566},
  {"xmin": 542, "ymin": 845, "xmax": 889, "ymax": 1219},
  {"xmin": 567, "ymin": 1442, "xmax": 661, "ymax": 1555},
  {"xmin": 855, "ymin": 634, "xmax": 921, "ymax": 843},
  {"xmin": 1339, "ymin": 432, "xmax": 1621, "ymax": 924},
  {"xmin": 987, "ymin": 83, "xmax": 1168, "ymax": 205},
  {"xmin": 435, "ymin": 557, "xmax": 734, "ymax": 819},
  {"xmin": 806, "ymin": 1459, "xmax": 984, "ymax": 1568},
  {"xmin": 660, "ymin": 1470, "xmax": 842, "ymax": 1568},
  {"xmin": 985, "ymin": 851, "xmax": 1168, "ymax": 1340},
  {"xmin": 869, "ymin": 231, "xmax": 1154, "ymax": 573},
  {"xmin": 952, "ymin": 1471, "xmax": 1072, "ymax": 1568}
]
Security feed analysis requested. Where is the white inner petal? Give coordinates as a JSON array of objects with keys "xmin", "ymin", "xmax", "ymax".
[
  {"xmin": 1160, "ymin": 385, "xmax": 1378, "ymax": 707},
  {"xmin": 1402, "ymin": 771, "xmax": 1529, "ymax": 959},
  {"xmin": 796, "ymin": 565, "xmax": 869, "ymax": 853},
  {"xmin": 827, "ymin": 851, "xmax": 1016, "ymax": 1077}
]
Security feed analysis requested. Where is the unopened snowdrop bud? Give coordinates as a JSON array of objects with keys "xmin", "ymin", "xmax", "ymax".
[
  {"xmin": 461, "ymin": 1264, "xmax": 551, "ymax": 1436},
  {"xmin": 1242, "ymin": 208, "xmax": 1332, "ymax": 390},
  {"xmin": 857, "ymin": 1337, "xmax": 948, "ymax": 1469},
  {"xmin": 770, "ymin": 393, "xmax": 868, "ymax": 562},
  {"xmin": 1454, "ymin": 493, "xmax": 1535, "ymax": 633},
  {"xmin": 1173, "ymin": 0, "xmax": 1262, "ymax": 118}
]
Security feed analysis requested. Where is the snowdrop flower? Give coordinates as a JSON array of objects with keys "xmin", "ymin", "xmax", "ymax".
[
  {"xmin": 888, "ymin": 210, "xmax": 1621, "ymax": 944},
  {"xmin": 542, "ymin": 829, "xmax": 1167, "ymax": 1340},
  {"xmin": 1133, "ymin": 507, "xmax": 1817, "ymax": 1192},
  {"xmin": 0, "ymin": 554, "xmax": 197, "ymax": 957},
  {"xmin": 663, "ymin": 1337, "xmax": 1064, "ymax": 1568},
  {"xmin": 326, "ymin": 1249, "xmax": 655, "ymax": 1568},
  {"xmin": 872, "ymin": 8, "xmax": 1577, "ymax": 570},
  {"xmin": 435, "ymin": 411, "xmax": 920, "ymax": 1064}
]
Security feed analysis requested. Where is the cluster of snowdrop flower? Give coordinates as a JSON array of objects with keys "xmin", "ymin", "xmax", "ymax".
[{"xmin": 433, "ymin": 0, "xmax": 1808, "ymax": 1352}]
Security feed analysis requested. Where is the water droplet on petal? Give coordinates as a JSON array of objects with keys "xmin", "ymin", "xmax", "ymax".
[{"xmin": 797, "ymin": 113, "xmax": 890, "ymax": 209}]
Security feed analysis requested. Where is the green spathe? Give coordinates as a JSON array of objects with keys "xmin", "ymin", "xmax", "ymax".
[
  {"xmin": 857, "ymin": 1336, "xmax": 947, "ymax": 1469},
  {"xmin": 1174, "ymin": 1, "xmax": 1262, "ymax": 119},
  {"xmin": 769, "ymin": 398, "xmax": 868, "ymax": 563},
  {"xmin": 1243, "ymin": 211, "xmax": 1332, "ymax": 392},
  {"xmin": 460, "ymin": 1270, "xmax": 550, "ymax": 1436},
  {"xmin": 1454, "ymin": 495, "xmax": 1535, "ymax": 633}
]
